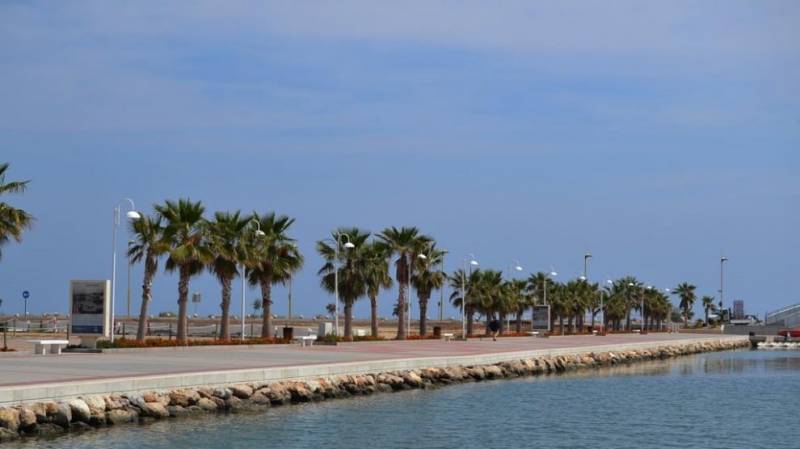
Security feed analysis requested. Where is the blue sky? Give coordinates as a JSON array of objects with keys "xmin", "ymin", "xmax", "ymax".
[{"xmin": 1, "ymin": 1, "xmax": 798, "ymax": 321}]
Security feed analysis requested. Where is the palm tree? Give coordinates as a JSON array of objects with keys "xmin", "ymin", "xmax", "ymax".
[
  {"xmin": 449, "ymin": 268, "xmax": 480, "ymax": 336},
  {"xmin": 247, "ymin": 212, "xmax": 303, "ymax": 339},
  {"xmin": 507, "ymin": 279, "xmax": 529, "ymax": 333},
  {"xmin": 156, "ymin": 199, "xmax": 212, "ymax": 343},
  {"xmin": 317, "ymin": 228, "xmax": 370, "ymax": 339},
  {"xmin": 411, "ymin": 245, "xmax": 446, "ymax": 336},
  {"xmin": 701, "ymin": 295, "xmax": 716, "ymax": 326},
  {"xmin": 377, "ymin": 227, "xmax": 432, "ymax": 339},
  {"xmin": 361, "ymin": 241, "xmax": 392, "ymax": 337},
  {"xmin": 470, "ymin": 270, "xmax": 505, "ymax": 334},
  {"xmin": 127, "ymin": 214, "xmax": 167, "ymax": 342},
  {"xmin": 672, "ymin": 282, "xmax": 697, "ymax": 327},
  {"xmin": 0, "ymin": 163, "xmax": 33, "ymax": 262},
  {"xmin": 206, "ymin": 211, "xmax": 250, "ymax": 341}
]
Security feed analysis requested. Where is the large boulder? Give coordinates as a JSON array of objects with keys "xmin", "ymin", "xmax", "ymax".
[
  {"xmin": 262, "ymin": 383, "xmax": 292, "ymax": 405},
  {"xmin": 229, "ymin": 385, "xmax": 254, "ymax": 399},
  {"xmin": 0, "ymin": 427, "xmax": 19, "ymax": 443},
  {"xmin": 105, "ymin": 408, "xmax": 138, "ymax": 425},
  {"xmin": 402, "ymin": 371, "xmax": 424, "ymax": 388},
  {"xmin": 139, "ymin": 402, "xmax": 169, "ymax": 419},
  {"xmin": 484, "ymin": 365, "xmax": 504, "ymax": 379},
  {"xmin": 68, "ymin": 399, "xmax": 91, "ymax": 423},
  {"xmin": 169, "ymin": 390, "xmax": 199, "ymax": 407},
  {"xmin": 104, "ymin": 395, "xmax": 127, "ymax": 411},
  {"xmin": 288, "ymin": 383, "xmax": 314, "ymax": 402},
  {"xmin": 83, "ymin": 395, "xmax": 107, "ymax": 415},
  {"xmin": 250, "ymin": 391, "xmax": 272, "ymax": 406},
  {"xmin": 196, "ymin": 397, "xmax": 219, "ymax": 412},
  {"xmin": 30, "ymin": 403, "xmax": 48, "ymax": 423},
  {"xmin": 17, "ymin": 407, "xmax": 37, "ymax": 430},
  {"xmin": 47, "ymin": 402, "xmax": 72, "ymax": 428},
  {"xmin": 0, "ymin": 407, "xmax": 20, "ymax": 432}
]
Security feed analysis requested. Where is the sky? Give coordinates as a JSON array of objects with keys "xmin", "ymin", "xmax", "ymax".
[{"xmin": 0, "ymin": 1, "xmax": 798, "ymax": 322}]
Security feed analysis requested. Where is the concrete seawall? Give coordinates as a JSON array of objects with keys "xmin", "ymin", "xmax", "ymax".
[{"xmin": 0, "ymin": 335, "xmax": 748, "ymax": 443}]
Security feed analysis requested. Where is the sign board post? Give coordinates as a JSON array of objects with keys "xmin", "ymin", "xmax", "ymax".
[
  {"xmin": 22, "ymin": 290, "xmax": 29, "ymax": 320},
  {"xmin": 69, "ymin": 280, "xmax": 111, "ymax": 348},
  {"xmin": 532, "ymin": 305, "xmax": 551, "ymax": 333}
]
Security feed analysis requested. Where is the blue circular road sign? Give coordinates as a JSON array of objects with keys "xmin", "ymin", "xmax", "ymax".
[{"xmin": 22, "ymin": 291, "xmax": 29, "ymax": 299}]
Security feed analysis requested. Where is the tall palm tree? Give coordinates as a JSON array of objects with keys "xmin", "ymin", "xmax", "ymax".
[
  {"xmin": 156, "ymin": 199, "xmax": 212, "ymax": 344},
  {"xmin": 411, "ymin": 245, "xmax": 446, "ymax": 336},
  {"xmin": 0, "ymin": 163, "xmax": 33, "ymax": 262},
  {"xmin": 672, "ymin": 282, "xmax": 697, "ymax": 327},
  {"xmin": 507, "ymin": 279, "xmax": 529, "ymax": 333},
  {"xmin": 206, "ymin": 211, "xmax": 250, "ymax": 341},
  {"xmin": 127, "ymin": 214, "xmax": 167, "ymax": 342},
  {"xmin": 247, "ymin": 212, "xmax": 303, "ymax": 339},
  {"xmin": 701, "ymin": 295, "xmax": 716, "ymax": 326},
  {"xmin": 361, "ymin": 241, "xmax": 392, "ymax": 337},
  {"xmin": 317, "ymin": 228, "xmax": 370, "ymax": 339},
  {"xmin": 377, "ymin": 227, "xmax": 432, "ymax": 339}
]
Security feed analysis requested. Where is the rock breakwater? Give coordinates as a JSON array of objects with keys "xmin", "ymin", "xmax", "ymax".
[{"xmin": 0, "ymin": 338, "xmax": 747, "ymax": 444}]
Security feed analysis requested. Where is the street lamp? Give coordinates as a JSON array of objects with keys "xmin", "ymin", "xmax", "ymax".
[
  {"xmin": 439, "ymin": 249, "xmax": 448, "ymax": 322},
  {"xmin": 540, "ymin": 270, "xmax": 557, "ymax": 333},
  {"xmin": 461, "ymin": 254, "xmax": 479, "ymax": 338},
  {"xmin": 600, "ymin": 279, "xmax": 612, "ymax": 331},
  {"xmin": 583, "ymin": 252, "xmax": 592, "ymax": 280},
  {"xmin": 405, "ymin": 252, "xmax": 430, "ymax": 336},
  {"xmin": 720, "ymin": 256, "xmax": 728, "ymax": 319},
  {"xmin": 241, "ymin": 219, "xmax": 265, "ymax": 341},
  {"xmin": 111, "ymin": 198, "xmax": 140, "ymax": 343},
  {"xmin": 642, "ymin": 285, "xmax": 653, "ymax": 332},
  {"xmin": 324, "ymin": 233, "xmax": 354, "ymax": 337},
  {"xmin": 505, "ymin": 260, "xmax": 523, "ymax": 329}
]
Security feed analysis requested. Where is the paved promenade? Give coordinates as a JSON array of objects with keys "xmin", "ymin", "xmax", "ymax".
[{"xmin": 0, "ymin": 333, "xmax": 743, "ymax": 405}]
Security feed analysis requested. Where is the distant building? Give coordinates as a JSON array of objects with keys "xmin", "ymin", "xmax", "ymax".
[
  {"xmin": 733, "ymin": 300, "xmax": 745, "ymax": 319},
  {"xmin": 766, "ymin": 303, "xmax": 800, "ymax": 328}
]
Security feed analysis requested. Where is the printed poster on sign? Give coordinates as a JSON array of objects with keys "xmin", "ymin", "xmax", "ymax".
[{"xmin": 70, "ymin": 280, "xmax": 111, "ymax": 336}]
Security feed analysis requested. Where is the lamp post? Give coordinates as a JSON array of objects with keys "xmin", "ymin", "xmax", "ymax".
[
  {"xmin": 111, "ymin": 198, "xmax": 140, "ymax": 343},
  {"xmin": 241, "ymin": 219, "xmax": 266, "ymax": 341},
  {"xmin": 408, "ymin": 252, "xmax": 430, "ymax": 337},
  {"xmin": 505, "ymin": 260, "xmax": 523, "ymax": 330},
  {"xmin": 663, "ymin": 288, "xmax": 671, "ymax": 331},
  {"xmin": 439, "ymin": 250, "xmax": 448, "ymax": 322},
  {"xmin": 461, "ymin": 254, "xmax": 479, "ymax": 338},
  {"xmin": 642, "ymin": 285, "xmax": 653, "ymax": 332},
  {"xmin": 541, "ymin": 271, "xmax": 557, "ymax": 333},
  {"xmin": 600, "ymin": 279, "xmax": 612, "ymax": 331},
  {"xmin": 720, "ymin": 256, "xmax": 728, "ymax": 321},
  {"xmin": 324, "ymin": 233, "xmax": 354, "ymax": 337},
  {"xmin": 583, "ymin": 252, "xmax": 592, "ymax": 280}
]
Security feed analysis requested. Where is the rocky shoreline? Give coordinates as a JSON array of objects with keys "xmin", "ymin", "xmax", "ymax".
[{"xmin": 0, "ymin": 338, "xmax": 747, "ymax": 444}]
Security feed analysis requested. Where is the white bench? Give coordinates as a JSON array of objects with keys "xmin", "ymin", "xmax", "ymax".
[
  {"xmin": 442, "ymin": 333, "xmax": 454, "ymax": 342},
  {"xmin": 292, "ymin": 335, "xmax": 317, "ymax": 347},
  {"xmin": 29, "ymin": 339, "xmax": 69, "ymax": 355},
  {"xmin": 527, "ymin": 331, "xmax": 540, "ymax": 336}
]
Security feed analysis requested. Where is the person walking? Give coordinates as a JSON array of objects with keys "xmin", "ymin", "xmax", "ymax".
[{"xmin": 488, "ymin": 319, "xmax": 500, "ymax": 341}]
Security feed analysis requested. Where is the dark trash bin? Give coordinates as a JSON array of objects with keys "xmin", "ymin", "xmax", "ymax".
[
  {"xmin": 283, "ymin": 327, "xmax": 294, "ymax": 340},
  {"xmin": 433, "ymin": 326, "xmax": 442, "ymax": 338}
]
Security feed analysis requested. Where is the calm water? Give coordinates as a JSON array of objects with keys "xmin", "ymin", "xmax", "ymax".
[{"xmin": 11, "ymin": 350, "xmax": 800, "ymax": 449}]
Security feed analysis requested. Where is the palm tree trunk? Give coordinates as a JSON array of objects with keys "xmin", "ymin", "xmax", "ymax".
[
  {"xmin": 219, "ymin": 277, "xmax": 232, "ymax": 341},
  {"xmin": 559, "ymin": 316, "xmax": 564, "ymax": 335},
  {"xmin": 515, "ymin": 310, "xmax": 523, "ymax": 333},
  {"xmin": 397, "ymin": 276, "xmax": 407, "ymax": 340},
  {"xmin": 370, "ymin": 295, "xmax": 379, "ymax": 337},
  {"xmin": 344, "ymin": 301, "xmax": 353, "ymax": 340},
  {"xmin": 419, "ymin": 296, "xmax": 429, "ymax": 336},
  {"xmin": 135, "ymin": 259, "xmax": 155, "ymax": 342},
  {"xmin": 498, "ymin": 312, "xmax": 506, "ymax": 335},
  {"xmin": 176, "ymin": 266, "xmax": 190, "ymax": 343},
  {"xmin": 590, "ymin": 312, "xmax": 596, "ymax": 331},
  {"xmin": 626, "ymin": 309, "xmax": 632, "ymax": 331},
  {"xmin": 260, "ymin": 280, "xmax": 272, "ymax": 338},
  {"xmin": 466, "ymin": 306, "xmax": 474, "ymax": 336}
]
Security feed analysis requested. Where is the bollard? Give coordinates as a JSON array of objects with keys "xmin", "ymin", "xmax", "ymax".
[{"xmin": 169, "ymin": 323, "xmax": 173, "ymax": 340}]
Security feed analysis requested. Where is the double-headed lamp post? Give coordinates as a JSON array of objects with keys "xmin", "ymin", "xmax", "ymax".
[
  {"xmin": 111, "ymin": 199, "xmax": 140, "ymax": 343},
  {"xmin": 461, "ymin": 254, "xmax": 479, "ymax": 338},
  {"xmin": 720, "ymin": 256, "xmax": 728, "ymax": 318},
  {"xmin": 541, "ymin": 270, "xmax": 557, "ymax": 332},
  {"xmin": 241, "ymin": 219, "xmax": 265, "ymax": 341},
  {"xmin": 642, "ymin": 285, "xmax": 653, "ymax": 332}
]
